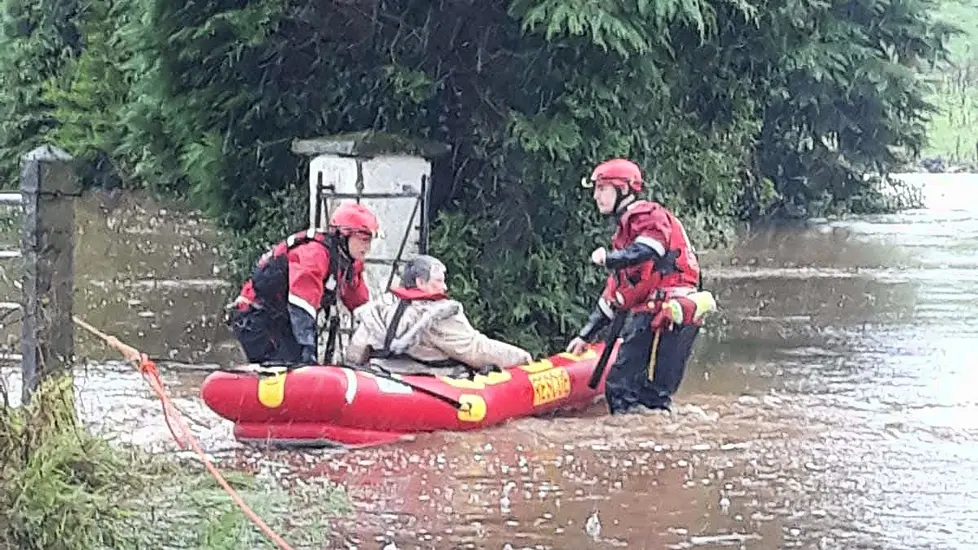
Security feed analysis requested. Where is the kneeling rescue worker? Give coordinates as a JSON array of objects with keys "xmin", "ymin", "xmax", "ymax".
[
  {"xmin": 566, "ymin": 158, "xmax": 717, "ymax": 413},
  {"xmin": 229, "ymin": 202, "xmax": 379, "ymax": 365}
]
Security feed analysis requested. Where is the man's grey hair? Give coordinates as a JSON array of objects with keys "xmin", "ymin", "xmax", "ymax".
[{"xmin": 401, "ymin": 255, "xmax": 446, "ymax": 288}]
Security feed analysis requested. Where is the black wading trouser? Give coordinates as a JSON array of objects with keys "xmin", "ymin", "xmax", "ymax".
[
  {"xmin": 604, "ymin": 311, "xmax": 700, "ymax": 414},
  {"xmin": 230, "ymin": 306, "xmax": 304, "ymax": 364}
]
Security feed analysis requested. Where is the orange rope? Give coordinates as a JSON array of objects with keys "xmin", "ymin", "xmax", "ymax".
[{"xmin": 72, "ymin": 316, "xmax": 297, "ymax": 550}]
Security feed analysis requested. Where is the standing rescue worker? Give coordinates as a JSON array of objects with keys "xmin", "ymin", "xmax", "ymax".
[
  {"xmin": 229, "ymin": 202, "xmax": 379, "ymax": 365},
  {"xmin": 566, "ymin": 158, "xmax": 716, "ymax": 413}
]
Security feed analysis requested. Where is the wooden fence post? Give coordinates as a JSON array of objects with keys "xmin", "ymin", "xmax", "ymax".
[{"xmin": 20, "ymin": 145, "xmax": 78, "ymax": 406}]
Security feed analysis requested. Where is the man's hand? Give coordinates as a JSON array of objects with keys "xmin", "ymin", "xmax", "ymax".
[
  {"xmin": 651, "ymin": 306, "xmax": 674, "ymax": 331},
  {"xmin": 565, "ymin": 337, "xmax": 589, "ymax": 355},
  {"xmin": 590, "ymin": 247, "xmax": 607, "ymax": 266}
]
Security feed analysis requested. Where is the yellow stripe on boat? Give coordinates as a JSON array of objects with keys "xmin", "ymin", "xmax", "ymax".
[
  {"xmin": 520, "ymin": 358, "xmax": 555, "ymax": 374},
  {"xmin": 557, "ymin": 349, "xmax": 598, "ymax": 361},
  {"xmin": 440, "ymin": 369, "xmax": 512, "ymax": 389}
]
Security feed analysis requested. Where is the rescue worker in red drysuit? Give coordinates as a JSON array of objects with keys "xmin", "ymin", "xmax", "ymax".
[
  {"xmin": 566, "ymin": 158, "xmax": 707, "ymax": 413},
  {"xmin": 229, "ymin": 202, "xmax": 379, "ymax": 365}
]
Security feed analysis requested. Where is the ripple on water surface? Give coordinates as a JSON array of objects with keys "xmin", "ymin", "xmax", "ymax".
[{"xmin": 8, "ymin": 180, "xmax": 978, "ymax": 549}]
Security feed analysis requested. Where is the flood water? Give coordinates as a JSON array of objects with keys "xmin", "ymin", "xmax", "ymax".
[{"xmin": 3, "ymin": 176, "xmax": 978, "ymax": 549}]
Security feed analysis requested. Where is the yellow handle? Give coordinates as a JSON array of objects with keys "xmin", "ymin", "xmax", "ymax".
[
  {"xmin": 663, "ymin": 290, "xmax": 718, "ymax": 324},
  {"xmin": 647, "ymin": 329, "xmax": 662, "ymax": 379},
  {"xmin": 688, "ymin": 290, "xmax": 718, "ymax": 322},
  {"xmin": 258, "ymin": 372, "xmax": 287, "ymax": 408}
]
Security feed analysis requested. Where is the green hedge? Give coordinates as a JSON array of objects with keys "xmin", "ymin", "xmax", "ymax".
[{"xmin": 0, "ymin": 0, "xmax": 953, "ymax": 354}]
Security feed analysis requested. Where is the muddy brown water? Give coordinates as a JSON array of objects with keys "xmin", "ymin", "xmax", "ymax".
[{"xmin": 3, "ymin": 178, "xmax": 978, "ymax": 549}]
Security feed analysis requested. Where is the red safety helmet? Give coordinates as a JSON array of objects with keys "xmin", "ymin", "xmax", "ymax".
[
  {"xmin": 329, "ymin": 202, "xmax": 380, "ymax": 238},
  {"xmin": 582, "ymin": 158, "xmax": 643, "ymax": 193}
]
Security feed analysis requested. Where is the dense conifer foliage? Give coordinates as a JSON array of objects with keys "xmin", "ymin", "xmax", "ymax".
[{"xmin": 0, "ymin": 0, "xmax": 953, "ymax": 352}]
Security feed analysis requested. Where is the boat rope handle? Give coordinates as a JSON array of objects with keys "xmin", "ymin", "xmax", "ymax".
[{"xmin": 72, "ymin": 315, "xmax": 297, "ymax": 550}]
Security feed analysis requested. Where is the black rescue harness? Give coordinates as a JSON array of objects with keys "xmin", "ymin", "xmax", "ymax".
[
  {"xmin": 367, "ymin": 297, "xmax": 502, "ymax": 380},
  {"xmin": 366, "ymin": 298, "xmax": 463, "ymax": 371},
  {"xmin": 248, "ymin": 228, "xmax": 353, "ymax": 362}
]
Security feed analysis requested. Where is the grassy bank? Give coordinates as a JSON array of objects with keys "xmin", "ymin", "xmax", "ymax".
[
  {"xmin": 923, "ymin": 0, "xmax": 978, "ymax": 165},
  {"xmin": 924, "ymin": 83, "xmax": 978, "ymax": 163},
  {"xmin": 1, "ymin": 376, "xmax": 350, "ymax": 550}
]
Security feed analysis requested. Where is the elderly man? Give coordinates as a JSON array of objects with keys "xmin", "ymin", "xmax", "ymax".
[{"xmin": 346, "ymin": 255, "xmax": 533, "ymax": 375}]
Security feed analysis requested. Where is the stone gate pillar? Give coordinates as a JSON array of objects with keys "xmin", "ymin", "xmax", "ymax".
[{"xmin": 291, "ymin": 131, "xmax": 450, "ymax": 363}]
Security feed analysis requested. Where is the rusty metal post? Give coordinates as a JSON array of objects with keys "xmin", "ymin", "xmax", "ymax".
[{"xmin": 20, "ymin": 145, "xmax": 78, "ymax": 405}]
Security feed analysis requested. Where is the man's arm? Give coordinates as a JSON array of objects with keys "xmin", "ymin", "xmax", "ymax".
[
  {"xmin": 578, "ymin": 274, "xmax": 617, "ymax": 342},
  {"xmin": 603, "ymin": 210, "xmax": 671, "ymax": 270},
  {"xmin": 345, "ymin": 306, "xmax": 372, "ymax": 366},
  {"xmin": 287, "ymin": 244, "xmax": 330, "ymax": 364},
  {"xmin": 428, "ymin": 302, "xmax": 532, "ymax": 369}
]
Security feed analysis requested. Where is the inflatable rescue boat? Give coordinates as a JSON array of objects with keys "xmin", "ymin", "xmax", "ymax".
[{"xmin": 200, "ymin": 342, "xmax": 618, "ymax": 448}]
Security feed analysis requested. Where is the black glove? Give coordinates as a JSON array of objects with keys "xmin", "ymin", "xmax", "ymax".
[{"xmin": 579, "ymin": 305, "xmax": 613, "ymax": 342}]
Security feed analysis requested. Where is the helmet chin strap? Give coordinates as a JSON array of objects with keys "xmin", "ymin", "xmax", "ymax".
[
  {"xmin": 339, "ymin": 235, "xmax": 353, "ymax": 259},
  {"xmin": 610, "ymin": 189, "xmax": 635, "ymax": 216},
  {"xmin": 329, "ymin": 229, "xmax": 354, "ymax": 260}
]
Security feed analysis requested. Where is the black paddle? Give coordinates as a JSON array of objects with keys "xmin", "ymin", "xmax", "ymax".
[
  {"xmin": 586, "ymin": 309, "xmax": 628, "ymax": 389},
  {"xmin": 355, "ymin": 363, "xmax": 467, "ymax": 411}
]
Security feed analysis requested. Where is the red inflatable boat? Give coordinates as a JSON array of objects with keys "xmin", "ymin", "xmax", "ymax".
[{"xmin": 200, "ymin": 342, "xmax": 618, "ymax": 448}]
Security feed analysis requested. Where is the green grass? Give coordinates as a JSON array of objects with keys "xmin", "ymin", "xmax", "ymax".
[
  {"xmin": 130, "ymin": 467, "xmax": 350, "ymax": 550},
  {"xmin": 923, "ymin": 83, "xmax": 978, "ymax": 163},
  {"xmin": 922, "ymin": 0, "xmax": 978, "ymax": 163},
  {"xmin": 1, "ymin": 376, "xmax": 350, "ymax": 550}
]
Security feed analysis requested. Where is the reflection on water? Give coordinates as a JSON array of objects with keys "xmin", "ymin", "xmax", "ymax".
[
  {"xmin": 6, "ymin": 176, "xmax": 978, "ymax": 548},
  {"xmin": 0, "ymin": 189, "xmax": 241, "ymax": 368},
  {"xmin": 0, "ymin": 189, "xmax": 240, "ymax": 450}
]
